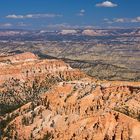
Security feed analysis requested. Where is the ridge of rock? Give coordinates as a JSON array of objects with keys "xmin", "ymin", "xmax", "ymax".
[
  {"xmin": 0, "ymin": 52, "xmax": 140, "ymax": 140},
  {"xmin": 0, "ymin": 53, "xmax": 87, "ymax": 84}
]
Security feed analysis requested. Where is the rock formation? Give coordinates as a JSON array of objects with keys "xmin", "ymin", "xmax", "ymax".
[
  {"xmin": 0, "ymin": 52, "xmax": 86, "ymax": 84},
  {"xmin": 0, "ymin": 52, "xmax": 140, "ymax": 140}
]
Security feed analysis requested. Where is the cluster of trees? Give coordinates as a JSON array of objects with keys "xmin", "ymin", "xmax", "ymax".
[
  {"xmin": 0, "ymin": 74, "xmax": 62, "ymax": 115},
  {"xmin": 114, "ymin": 106, "xmax": 140, "ymax": 122},
  {"xmin": 0, "ymin": 74, "xmax": 62, "ymax": 139}
]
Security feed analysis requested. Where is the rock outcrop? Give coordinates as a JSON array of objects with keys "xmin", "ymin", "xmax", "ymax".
[
  {"xmin": 0, "ymin": 52, "xmax": 140, "ymax": 140},
  {"xmin": 0, "ymin": 52, "xmax": 86, "ymax": 84}
]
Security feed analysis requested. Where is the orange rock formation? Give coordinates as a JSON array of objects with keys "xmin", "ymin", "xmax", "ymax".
[{"xmin": 0, "ymin": 53, "xmax": 140, "ymax": 140}]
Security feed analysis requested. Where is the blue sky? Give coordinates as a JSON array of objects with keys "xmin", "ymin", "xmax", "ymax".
[{"xmin": 0, "ymin": 0, "xmax": 140, "ymax": 29}]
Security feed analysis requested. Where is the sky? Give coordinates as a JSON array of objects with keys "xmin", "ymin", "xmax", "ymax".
[{"xmin": 0, "ymin": 0, "xmax": 140, "ymax": 30}]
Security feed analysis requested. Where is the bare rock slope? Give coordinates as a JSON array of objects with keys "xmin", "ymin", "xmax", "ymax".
[
  {"xmin": 0, "ymin": 52, "xmax": 140, "ymax": 140},
  {"xmin": 0, "ymin": 52, "xmax": 86, "ymax": 84}
]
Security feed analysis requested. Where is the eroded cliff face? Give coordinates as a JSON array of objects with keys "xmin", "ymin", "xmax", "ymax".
[
  {"xmin": 1, "ymin": 81, "xmax": 140, "ymax": 140},
  {"xmin": 0, "ymin": 52, "xmax": 86, "ymax": 84},
  {"xmin": 0, "ymin": 53, "xmax": 140, "ymax": 140},
  {"xmin": 0, "ymin": 52, "xmax": 38, "ymax": 63}
]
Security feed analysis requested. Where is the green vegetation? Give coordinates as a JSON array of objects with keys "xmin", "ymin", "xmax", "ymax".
[
  {"xmin": 0, "ymin": 75, "xmax": 61, "ymax": 115},
  {"xmin": 114, "ymin": 107, "xmax": 140, "ymax": 122},
  {"xmin": 42, "ymin": 132, "xmax": 52, "ymax": 140}
]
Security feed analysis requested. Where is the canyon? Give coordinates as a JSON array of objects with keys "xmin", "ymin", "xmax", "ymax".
[
  {"xmin": 0, "ymin": 28, "xmax": 140, "ymax": 81},
  {"xmin": 0, "ymin": 52, "xmax": 140, "ymax": 140}
]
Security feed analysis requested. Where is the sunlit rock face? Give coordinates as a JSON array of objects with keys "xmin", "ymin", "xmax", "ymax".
[
  {"xmin": 0, "ymin": 52, "xmax": 86, "ymax": 84},
  {"xmin": 0, "ymin": 53, "xmax": 140, "ymax": 140},
  {"xmin": 82, "ymin": 29, "xmax": 102, "ymax": 36}
]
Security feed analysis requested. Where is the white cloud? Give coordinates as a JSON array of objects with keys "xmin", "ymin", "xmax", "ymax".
[
  {"xmin": 17, "ymin": 22, "xmax": 28, "ymax": 27},
  {"xmin": 46, "ymin": 23, "xmax": 73, "ymax": 30},
  {"xmin": 6, "ymin": 13, "xmax": 62, "ymax": 19},
  {"xmin": 0, "ymin": 23, "xmax": 13, "ymax": 27},
  {"xmin": 0, "ymin": 22, "xmax": 30, "ymax": 28},
  {"xmin": 6, "ymin": 15, "xmax": 24, "ymax": 19},
  {"xmin": 105, "ymin": 17, "xmax": 140, "ymax": 24},
  {"xmin": 45, "ymin": 23, "xmax": 97, "ymax": 30},
  {"xmin": 131, "ymin": 17, "xmax": 140, "ymax": 23},
  {"xmin": 114, "ymin": 18, "xmax": 125, "ymax": 23},
  {"xmin": 96, "ymin": 1, "xmax": 117, "ymax": 8},
  {"xmin": 77, "ymin": 9, "xmax": 85, "ymax": 16},
  {"xmin": 80, "ymin": 9, "xmax": 85, "ymax": 13}
]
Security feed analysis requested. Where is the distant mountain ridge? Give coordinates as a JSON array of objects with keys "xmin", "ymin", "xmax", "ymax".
[{"xmin": 0, "ymin": 28, "xmax": 140, "ymax": 40}]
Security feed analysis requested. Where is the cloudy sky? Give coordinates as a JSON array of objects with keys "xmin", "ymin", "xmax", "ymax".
[{"xmin": 0, "ymin": 0, "xmax": 140, "ymax": 29}]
